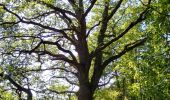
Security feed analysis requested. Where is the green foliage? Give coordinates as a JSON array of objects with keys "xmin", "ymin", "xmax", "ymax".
[
  {"xmin": 0, "ymin": 0, "xmax": 169, "ymax": 99},
  {"xmin": 0, "ymin": 88, "xmax": 15, "ymax": 100},
  {"xmin": 95, "ymin": 88, "xmax": 120, "ymax": 100}
]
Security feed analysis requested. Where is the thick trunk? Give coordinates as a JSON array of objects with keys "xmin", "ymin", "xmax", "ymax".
[
  {"xmin": 78, "ymin": 84, "xmax": 94, "ymax": 100},
  {"xmin": 27, "ymin": 90, "xmax": 32, "ymax": 100},
  {"xmin": 77, "ymin": 68, "xmax": 94, "ymax": 100}
]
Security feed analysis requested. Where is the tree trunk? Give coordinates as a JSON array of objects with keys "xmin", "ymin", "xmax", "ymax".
[
  {"xmin": 78, "ymin": 84, "xmax": 93, "ymax": 100},
  {"xmin": 27, "ymin": 90, "xmax": 32, "ymax": 100},
  {"xmin": 77, "ymin": 69, "xmax": 94, "ymax": 100}
]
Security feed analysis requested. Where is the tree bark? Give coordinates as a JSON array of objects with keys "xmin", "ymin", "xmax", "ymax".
[{"xmin": 78, "ymin": 84, "xmax": 93, "ymax": 100}]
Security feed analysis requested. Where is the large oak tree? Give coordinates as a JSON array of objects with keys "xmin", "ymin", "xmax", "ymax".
[{"xmin": 0, "ymin": 0, "xmax": 168, "ymax": 100}]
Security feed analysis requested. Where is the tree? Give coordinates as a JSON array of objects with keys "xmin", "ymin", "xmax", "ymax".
[
  {"xmin": 0, "ymin": 0, "xmax": 167, "ymax": 100},
  {"xmin": 95, "ymin": 0, "xmax": 170, "ymax": 99}
]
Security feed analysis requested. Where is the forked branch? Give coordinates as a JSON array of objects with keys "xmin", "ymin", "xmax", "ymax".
[{"xmin": 102, "ymin": 38, "xmax": 147, "ymax": 68}]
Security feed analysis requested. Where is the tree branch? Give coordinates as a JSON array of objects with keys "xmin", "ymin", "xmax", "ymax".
[
  {"xmin": 107, "ymin": 0, "xmax": 123, "ymax": 20},
  {"xmin": 84, "ymin": 0, "xmax": 97, "ymax": 16},
  {"xmin": 52, "ymin": 76, "xmax": 78, "ymax": 86},
  {"xmin": 67, "ymin": 0, "xmax": 76, "ymax": 6},
  {"xmin": 0, "ymin": 4, "xmax": 76, "ymax": 45},
  {"xmin": 23, "ymin": 11, "xmax": 56, "ymax": 20},
  {"xmin": 91, "ymin": 7, "xmax": 150, "ymax": 58},
  {"xmin": 19, "ymin": 49, "xmax": 78, "ymax": 67},
  {"xmin": 86, "ymin": 21, "xmax": 101, "ymax": 37},
  {"xmin": 54, "ymin": 40, "xmax": 77, "ymax": 62},
  {"xmin": 28, "ymin": 66, "xmax": 78, "ymax": 77},
  {"xmin": 0, "ymin": 73, "xmax": 32, "ymax": 100},
  {"xmin": 38, "ymin": 0, "xmax": 76, "ymax": 17},
  {"xmin": 40, "ymin": 40, "xmax": 77, "ymax": 62},
  {"xmin": 102, "ymin": 38, "xmax": 147, "ymax": 68},
  {"xmin": 0, "ymin": 21, "xmax": 20, "ymax": 26},
  {"xmin": 98, "ymin": 75, "xmax": 115, "ymax": 87},
  {"xmin": 48, "ymin": 89, "xmax": 77, "ymax": 94},
  {"xmin": 39, "ymin": 1, "xmax": 74, "ymax": 24}
]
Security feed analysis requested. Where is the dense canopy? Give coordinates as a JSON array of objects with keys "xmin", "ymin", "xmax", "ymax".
[{"xmin": 0, "ymin": 0, "xmax": 169, "ymax": 100}]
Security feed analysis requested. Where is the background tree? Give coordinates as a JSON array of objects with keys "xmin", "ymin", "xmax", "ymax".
[
  {"xmin": 0, "ymin": 0, "xmax": 169, "ymax": 100},
  {"xmin": 95, "ymin": 0, "xmax": 170, "ymax": 99}
]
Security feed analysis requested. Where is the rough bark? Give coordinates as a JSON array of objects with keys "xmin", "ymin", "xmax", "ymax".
[{"xmin": 78, "ymin": 83, "xmax": 93, "ymax": 100}]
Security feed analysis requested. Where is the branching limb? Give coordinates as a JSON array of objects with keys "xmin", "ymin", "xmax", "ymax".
[
  {"xmin": 90, "ymin": 38, "xmax": 146, "ymax": 89},
  {"xmin": 0, "ymin": 73, "xmax": 32, "ymax": 100},
  {"xmin": 0, "ymin": 35, "xmax": 78, "ymax": 67},
  {"xmin": 86, "ymin": 21, "xmax": 101, "ymax": 37},
  {"xmin": 84, "ymin": 0, "xmax": 97, "ymax": 16},
  {"xmin": 0, "ymin": 3, "xmax": 76, "ymax": 45},
  {"xmin": 48, "ymin": 89, "xmax": 77, "ymax": 94},
  {"xmin": 37, "ymin": 0, "xmax": 76, "ymax": 17},
  {"xmin": 28, "ymin": 67, "xmax": 78, "ymax": 77},
  {"xmin": 102, "ymin": 38, "xmax": 147, "ymax": 68},
  {"xmin": 0, "ymin": 21, "xmax": 20, "ymax": 26},
  {"xmin": 39, "ymin": 1, "xmax": 74, "ymax": 24},
  {"xmin": 52, "ymin": 76, "xmax": 78, "ymax": 86},
  {"xmin": 107, "ymin": 0, "xmax": 123, "ymax": 20},
  {"xmin": 54, "ymin": 40, "xmax": 77, "ymax": 62},
  {"xmin": 91, "ymin": 7, "xmax": 150, "ymax": 58},
  {"xmin": 98, "ymin": 75, "xmax": 114, "ymax": 87},
  {"xmin": 20, "ymin": 49, "xmax": 78, "ymax": 66},
  {"xmin": 67, "ymin": 0, "xmax": 76, "ymax": 6},
  {"xmin": 23, "ymin": 11, "xmax": 56, "ymax": 20},
  {"xmin": 38, "ymin": 40, "xmax": 77, "ymax": 62}
]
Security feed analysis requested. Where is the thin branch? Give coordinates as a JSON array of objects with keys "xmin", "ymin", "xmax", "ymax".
[
  {"xmin": 139, "ymin": 0, "xmax": 151, "ymax": 6},
  {"xmin": 0, "ymin": 72, "xmax": 32, "ymax": 100},
  {"xmin": 29, "ymin": 40, "xmax": 43, "ymax": 54},
  {"xmin": 48, "ymin": 89, "xmax": 77, "ymax": 94},
  {"xmin": 38, "ymin": 0, "xmax": 76, "ymax": 17},
  {"xmin": 140, "ymin": 0, "xmax": 170, "ymax": 17},
  {"xmin": 102, "ymin": 38, "xmax": 147, "ymax": 68},
  {"xmin": 23, "ymin": 11, "xmax": 56, "ymax": 20},
  {"xmin": 0, "ymin": 4, "xmax": 22, "ymax": 20},
  {"xmin": 40, "ymin": 1, "xmax": 74, "ymax": 24},
  {"xmin": 0, "ymin": 4, "xmax": 76, "ymax": 45},
  {"xmin": 0, "ymin": 35, "xmax": 40, "ymax": 41},
  {"xmin": 84, "ymin": 0, "xmax": 97, "ymax": 16},
  {"xmin": 28, "ymin": 67, "xmax": 78, "ymax": 76},
  {"xmin": 91, "ymin": 7, "xmax": 150, "ymax": 58},
  {"xmin": 0, "ymin": 21, "xmax": 20, "ymax": 26},
  {"xmin": 52, "ymin": 76, "xmax": 78, "ymax": 86},
  {"xmin": 98, "ymin": 75, "xmax": 114, "ymax": 87},
  {"xmin": 19, "ymin": 50, "xmax": 78, "ymax": 66},
  {"xmin": 0, "ymin": 35, "xmax": 77, "ymax": 65},
  {"xmin": 34, "ymin": 40, "xmax": 77, "ymax": 62},
  {"xmin": 86, "ymin": 21, "xmax": 101, "ymax": 37},
  {"xmin": 107, "ymin": 0, "xmax": 123, "ymax": 20}
]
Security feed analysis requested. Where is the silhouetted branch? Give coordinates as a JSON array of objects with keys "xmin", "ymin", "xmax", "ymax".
[
  {"xmin": 91, "ymin": 7, "xmax": 150, "ymax": 58},
  {"xmin": 38, "ymin": 0, "xmax": 76, "ymax": 17},
  {"xmin": 28, "ymin": 67, "xmax": 78, "ymax": 77},
  {"xmin": 86, "ymin": 21, "xmax": 101, "ymax": 37},
  {"xmin": 84, "ymin": 0, "xmax": 97, "ymax": 16},
  {"xmin": 0, "ymin": 72, "xmax": 32, "ymax": 100},
  {"xmin": 48, "ymin": 89, "xmax": 77, "ymax": 94},
  {"xmin": 20, "ymin": 49, "xmax": 77, "ymax": 64},
  {"xmin": 52, "ymin": 76, "xmax": 78, "ymax": 86},
  {"xmin": 0, "ymin": 3, "xmax": 76, "ymax": 45},
  {"xmin": 107, "ymin": 0, "xmax": 123, "ymax": 20},
  {"xmin": 102, "ymin": 38, "xmax": 147, "ymax": 68}
]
